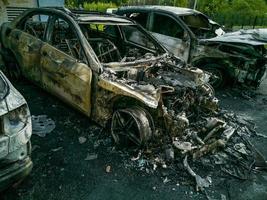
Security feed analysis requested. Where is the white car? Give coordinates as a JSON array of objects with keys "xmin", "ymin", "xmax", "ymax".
[{"xmin": 0, "ymin": 58, "xmax": 32, "ymax": 191}]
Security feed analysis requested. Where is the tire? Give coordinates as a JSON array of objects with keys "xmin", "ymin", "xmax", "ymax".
[
  {"xmin": 202, "ymin": 63, "xmax": 227, "ymax": 89},
  {"xmin": 111, "ymin": 106, "xmax": 154, "ymax": 147}
]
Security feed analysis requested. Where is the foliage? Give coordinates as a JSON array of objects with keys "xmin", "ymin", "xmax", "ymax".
[
  {"xmin": 66, "ymin": 0, "xmax": 125, "ymax": 7},
  {"xmin": 197, "ymin": 0, "xmax": 229, "ymax": 17},
  {"xmin": 65, "ymin": 0, "xmax": 267, "ymax": 20},
  {"xmin": 83, "ymin": 2, "xmax": 117, "ymax": 12},
  {"xmin": 65, "ymin": 0, "xmax": 79, "ymax": 8},
  {"xmin": 124, "ymin": 0, "xmax": 187, "ymax": 6},
  {"xmin": 197, "ymin": 0, "xmax": 267, "ymax": 18}
]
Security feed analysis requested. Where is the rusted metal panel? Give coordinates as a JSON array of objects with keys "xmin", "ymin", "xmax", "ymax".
[{"xmin": 40, "ymin": 44, "xmax": 92, "ymax": 116}]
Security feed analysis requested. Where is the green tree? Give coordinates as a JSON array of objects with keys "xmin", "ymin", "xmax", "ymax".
[
  {"xmin": 197, "ymin": 0, "xmax": 267, "ymax": 18},
  {"xmin": 197, "ymin": 0, "xmax": 229, "ymax": 17}
]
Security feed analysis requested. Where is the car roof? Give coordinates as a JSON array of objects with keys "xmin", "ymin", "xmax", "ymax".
[
  {"xmin": 77, "ymin": 14, "xmax": 133, "ymax": 24},
  {"xmin": 118, "ymin": 5, "xmax": 200, "ymax": 16},
  {"xmin": 23, "ymin": 7, "xmax": 134, "ymax": 24}
]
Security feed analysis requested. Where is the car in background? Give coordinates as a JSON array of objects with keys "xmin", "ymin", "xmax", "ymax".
[
  {"xmin": 0, "ymin": 55, "xmax": 32, "ymax": 191},
  {"xmin": 0, "ymin": 7, "xmax": 217, "ymax": 147},
  {"xmin": 116, "ymin": 6, "xmax": 267, "ymax": 88}
]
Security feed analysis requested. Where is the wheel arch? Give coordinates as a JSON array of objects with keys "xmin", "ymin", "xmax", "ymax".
[
  {"xmin": 110, "ymin": 97, "xmax": 156, "ymax": 146},
  {"xmin": 191, "ymin": 57, "xmax": 229, "ymax": 71},
  {"xmin": 192, "ymin": 57, "xmax": 233, "ymax": 88}
]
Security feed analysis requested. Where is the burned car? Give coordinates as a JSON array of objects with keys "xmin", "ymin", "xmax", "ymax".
[
  {"xmin": 0, "ymin": 56, "xmax": 32, "ymax": 191},
  {"xmin": 116, "ymin": 6, "xmax": 267, "ymax": 88},
  {"xmin": 0, "ymin": 7, "xmax": 218, "ymax": 147}
]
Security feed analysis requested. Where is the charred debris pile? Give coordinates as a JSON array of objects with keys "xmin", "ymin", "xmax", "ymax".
[{"xmin": 101, "ymin": 56, "xmax": 266, "ymax": 192}]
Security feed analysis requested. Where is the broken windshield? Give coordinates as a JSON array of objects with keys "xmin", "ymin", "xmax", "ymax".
[
  {"xmin": 79, "ymin": 22, "xmax": 164, "ymax": 64},
  {"xmin": 180, "ymin": 14, "xmax": 218, "ymax": 39}
]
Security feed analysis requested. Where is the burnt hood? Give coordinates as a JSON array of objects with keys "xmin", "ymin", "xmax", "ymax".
[{"xmin": 201, "ymin": 29, "xmax": 267, "ymax": 46}]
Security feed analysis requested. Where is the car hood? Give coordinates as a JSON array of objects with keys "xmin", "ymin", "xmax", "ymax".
[
  {"xmin": 201, "ymin": 29, "xmax": 267, "ymax": 46},
  {"xmin": 99, "ymin": 55, "xmax": 211, "ymax": 109}
]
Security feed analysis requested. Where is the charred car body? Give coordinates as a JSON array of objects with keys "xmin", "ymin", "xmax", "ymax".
[
  {"xmin": 0, "ymin": 57, "xmax": 32, "ymax": 191},
  {"xmin": 0, "ymin": 7, "xmax": 218, "ymax": 147},
  {"xmin": 116, "ymin": 6, "xmax": 267, "ymax": 88}
]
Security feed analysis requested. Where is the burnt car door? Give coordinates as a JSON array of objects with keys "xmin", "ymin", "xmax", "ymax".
[
  {"xmin": 8, "ymin": 13, "xmax": 49, "ymax": 84},
  {"xmin": 148, "ymin": 12, "xmax": 191, "ymax": 62},
  {"xmin": 40, "ymin": 16, "xmax": 92, "ymax": 116}
]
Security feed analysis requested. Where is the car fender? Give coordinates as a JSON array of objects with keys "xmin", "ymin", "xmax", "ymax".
[{"xmin": 98, "ymin": 77, "xmax": 161, "ymax": 109}]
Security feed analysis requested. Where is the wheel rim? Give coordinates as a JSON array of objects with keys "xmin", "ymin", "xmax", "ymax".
[
  {"xmin": 206, "ymin": 68, "xmax": 224, "ymax": 88},
  {"xmin": 111, "ymin": 107, "xmax": 153, "ymax": 146}
]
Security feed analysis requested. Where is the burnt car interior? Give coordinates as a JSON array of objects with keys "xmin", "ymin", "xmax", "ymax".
[
  {"xmin": 23, "ymin": 14, "xmax": 49, "ymax": 40},
  {"xmin": 79, "ymin": 23, "xmax": 163, "ymax": 63},
  {"xmin": 50, "ymin": 18, "xmax": 86, "ymax": 61},
  {"xmin": 18, "ymin": 12, "xmax": 165, "ymax": 65}
]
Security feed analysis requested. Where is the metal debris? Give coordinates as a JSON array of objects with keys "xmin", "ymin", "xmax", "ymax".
[
  {"xmin": 84, "ymin": 153, "xmax": 98, "ymax": 161},
  {"xmin": 234, "ymin": 143, "xmax": 248, "ymax": 155},
  {"xmin": 163, "ymin": 177, "xmax": 171, "ymax": 184},
  {"xmin": 173, "ymin": 141, "xmax": 195, "ymax": 153},
  {"xmin": 105, "ymin": 165, "xmax": 111, "ymax": 173},
  {"xmin": 131, "ymin": 150, "xmax": 142, "ymax": 161},
  {"xmin": 165, "ymin": 147, "xmax": 175, "ymax": 161},
  {"xmin": 121, "ymin": 105, "xmax": 264, "ymax": 192},
  {"xmin": 32, "ymin": 115, "xmax": 56, "ymax": 137},
  {"xmin": 183, "ymin": 155, "xmax": 212, "ymax": 191},
  {"xmin": 193, "ymin": 139, "xmax": 225, "ymax": 159},
  {"xmin": 78, "ymin": 136, "xmax": 87, "ymax": 144},
  {"xmin": 221, "ymin": 194, "xmax": 227, "ymax": 200},
  {"xmin": 51, "ymin": 147, "xmax": 63, "ymax": 152}
]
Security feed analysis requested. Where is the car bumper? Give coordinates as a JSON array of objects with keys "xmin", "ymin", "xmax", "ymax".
[{"xmin": 0, "ymin": 156, "xmax": 32, "ymax": 191}]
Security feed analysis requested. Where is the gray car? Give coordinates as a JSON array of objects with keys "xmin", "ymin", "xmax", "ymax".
[{"xmin": 116, "ymin": 6, "xmax": 267, "ymax": 88}]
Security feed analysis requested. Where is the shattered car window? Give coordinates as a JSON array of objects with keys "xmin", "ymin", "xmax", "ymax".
[
  {"xmin": 21, "ymin": 14, "xmax": 49, "ymax": 40},
  {"xmin": 181, "ymin": 14, "xmax": 210, "ymax": 29},
  {"xmin": 180, "ymin": 14, "xmax": 217, "ymax": 38},
  {"xmin": 121, "ymin": 25, "xmax": 156, "ymax": 50}
]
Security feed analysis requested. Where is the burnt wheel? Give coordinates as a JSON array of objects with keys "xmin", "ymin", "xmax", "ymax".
[
  {"xmin": 111, "ymin": 107, "xmax": 154, "ymax": 147},
  {"xmin": 203, "ymin": 64, "xmax": 226, "ymax": 88}
]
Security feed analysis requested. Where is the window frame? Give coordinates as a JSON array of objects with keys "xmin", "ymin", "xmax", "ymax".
[
  {"xmin": 126, "ymin": 11, "xmax": 150, "ymax": 29},
  {"xmin": 119, "ymin": 24, "xmax": 164, "ymax": 54},
  {"xmin": 46, "ymin": 14, "xmax": 87, "ymax": 62},
  {"xmin": 149, "ymin": 12, "xmax": 187, "ymax": 39},
  {"xmin": 16, "ymin": 11, "xmax": 51, "ymax": 41}
]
